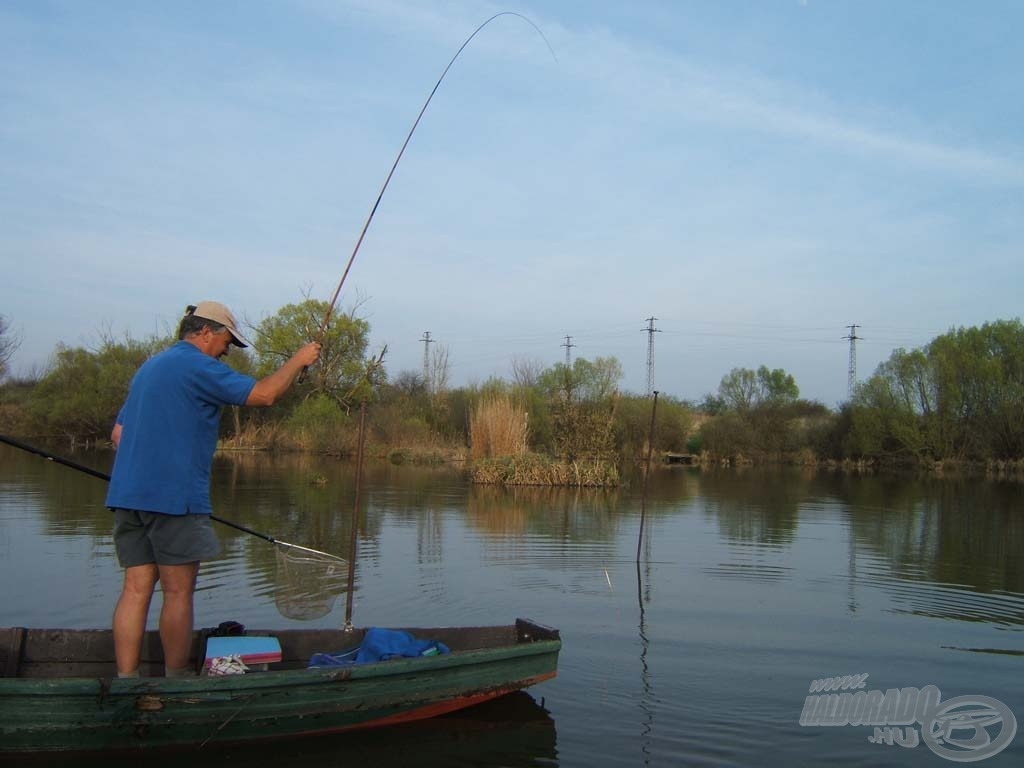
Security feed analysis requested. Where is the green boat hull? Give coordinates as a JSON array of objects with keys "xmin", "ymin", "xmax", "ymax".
[{"xmin": 0, "ymin": 619, "xmax": 560, "ymax": 754}]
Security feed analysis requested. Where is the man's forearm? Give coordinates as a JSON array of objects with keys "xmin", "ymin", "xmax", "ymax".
[{"xmin": 245, "ymin": 342, "xmax": 320, "ymax": 407}]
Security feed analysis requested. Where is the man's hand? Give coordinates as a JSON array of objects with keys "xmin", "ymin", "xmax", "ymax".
[
  {"xmin": 246, "ymin": 341, "xmax": 323, "ymax": 407},
  {"xmin": 294, "ymin": 341, "xmax": 321, "ymax": 368}
]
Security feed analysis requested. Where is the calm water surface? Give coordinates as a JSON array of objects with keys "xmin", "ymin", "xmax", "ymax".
[{"xmin": 1, "ymin": 443, "xmax": 1022, "ymax": 767}]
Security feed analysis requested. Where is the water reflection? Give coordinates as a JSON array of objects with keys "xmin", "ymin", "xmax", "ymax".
[
  {"xmin": 838, "ymin": 476, "xmax": 1024, "ymax": 628},
  {"xmin": 4, "ymin": 444, "xmax": 1024, "ymax": 631},
  {"xmin": 636, "ymin": 559, "xmax": 654, "ymax": 767},
  {"xmin": 4, "ymin": 442, "xmax": 1024, "ymax": 766},
  {"xmin": 697, "ymin": 468, "xmax": 802, "ymax": 546},
  {"xmin": 5, "ymin": 443, "xmax": 1024, "ymax": 629},
  {"xmin": 0, "ymin": 443, "xmax": 113, "ymax": 539},
  {"xmin": 637, "ymin": 467, "xmax": 1024, "ymax": 628},
  {"xmin": 29, "ymin": 692, "xmax": 558, "ymax": 768},
  {"xmin": 467, "ymin": 484, "xmax": 621, "ymax": 540}
]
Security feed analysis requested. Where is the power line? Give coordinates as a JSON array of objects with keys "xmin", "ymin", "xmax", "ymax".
[
  {"xmin": 843, "ymin": 324, "xmax": 861, "ymax": 399},
  {"xmin": 561, "ymin": 335, "xmax": 575, "ymax": 366},
  {"xmin": 420, "ymin": 331, "xmax": 434, "ymax": 393},
  {"xmin": 642, "ymin": 317, "xmax": 661, "ymax": 397}
]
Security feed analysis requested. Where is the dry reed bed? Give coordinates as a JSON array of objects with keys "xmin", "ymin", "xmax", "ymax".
[{"xmin": 469, "ymin": 395, "xmax": 529, "ymax": 461}]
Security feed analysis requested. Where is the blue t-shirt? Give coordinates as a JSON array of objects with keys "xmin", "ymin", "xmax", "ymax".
[{"xmin": 106, "ymin": 341, "xmax": 256, "ymax": 516}]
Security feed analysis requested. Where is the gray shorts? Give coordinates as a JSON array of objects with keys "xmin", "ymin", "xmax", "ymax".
[{"xmin": 113, "ymin": 509, "xmax": 221, "ymax": 567}]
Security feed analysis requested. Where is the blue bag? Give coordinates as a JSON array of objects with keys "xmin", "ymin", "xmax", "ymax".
[{"xmin": 307, "ymin": 627, "xmax": 450, "ymax": 668}]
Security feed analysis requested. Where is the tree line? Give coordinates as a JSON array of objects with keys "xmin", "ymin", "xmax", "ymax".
[
  {"xmin": 1, "ymin": 307, "xmax": 1022, "ymax": 469},
  {"xmin": 841, "ymin": 319, "xmax": 1024, "ymax": 463}
]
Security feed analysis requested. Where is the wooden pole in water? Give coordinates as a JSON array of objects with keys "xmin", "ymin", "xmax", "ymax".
[
  {"xmin": 636, "ymin": 391, "xmax": 659, "ymax": 563},
  {"xmin": 344, "ymin": 402, "xmax": 368, "ymax": 630}
]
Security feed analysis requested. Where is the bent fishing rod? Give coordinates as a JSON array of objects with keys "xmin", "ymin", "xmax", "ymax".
[
  {"xmin": 0, "ymin": 433, "xmax": 344, "ymax": 562},
  {"xmin": 301, "ymin": 12, "xmax": 555, "ymax": 379}
]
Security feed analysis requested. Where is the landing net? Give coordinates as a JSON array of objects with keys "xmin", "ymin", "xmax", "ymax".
[{"xmin": 274, "ymin": 544, "xmax": 349, "ymax": 620}]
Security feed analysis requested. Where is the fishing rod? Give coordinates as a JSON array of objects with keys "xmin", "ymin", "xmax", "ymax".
[
  {"xmin": 301, "ymin": 12, "xmax": 555, "ymax": 379},
  {"xmin": 0, "ymin": 433, "xmax": 345, "ymax": 563}
]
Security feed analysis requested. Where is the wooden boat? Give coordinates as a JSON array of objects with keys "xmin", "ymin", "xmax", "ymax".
[{"xmin": 0, "ymin": 618, "xmax": 560, "ymax": 754}]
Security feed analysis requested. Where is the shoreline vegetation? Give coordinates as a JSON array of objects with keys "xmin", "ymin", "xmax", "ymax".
[
  {"xmin": 7, "ymin": 432, "xmax": 1022, "ymax": 485},
  {"xmin": 221, "ymin": 443, "xmax": 1024, "ymax": 482},
  {"xmin": 2, "ymin": 307, "xmax": 1023, "ymax": 485}
]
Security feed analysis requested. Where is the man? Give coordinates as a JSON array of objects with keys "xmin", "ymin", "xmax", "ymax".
[{"xmin": 107, "ymin": 301, "xmax": 320, "ymax": 678}]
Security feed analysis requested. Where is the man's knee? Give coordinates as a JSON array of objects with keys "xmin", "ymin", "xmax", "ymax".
[
  {"xmin": 122, "ymin": 564, "xmax": 159, "ymax": 596},
  {"xmin": 157, "ymin": 562, "xmax": 199, "ymax": 596}
]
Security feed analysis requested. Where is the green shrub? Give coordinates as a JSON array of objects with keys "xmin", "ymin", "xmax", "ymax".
[{"xmin": 286, "ymin": 395, "xmax": 352, "ymax": 454}]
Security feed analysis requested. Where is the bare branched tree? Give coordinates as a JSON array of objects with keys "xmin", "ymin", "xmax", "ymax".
[
  {"xmin": 429, "ymin": 344, "xmax": 451, "ymax": 395},
  {"xmin": 423, "ymin": 344, "xmax": 452, "ymax": 426},
  {"xmin": 510, "ymin": 356, "xmax": 544, "ymax": 388},
  {"xmin": 0, "ymin": 314, "xmax": 22, "ymax": 380},
  {"xmin": 393, "ymin": 369, "xmax": 426, "ymax": 396}
]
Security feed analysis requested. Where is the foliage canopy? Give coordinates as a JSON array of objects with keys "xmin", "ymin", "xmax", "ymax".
[{"xmin": 253, "ymin": 299, "xmax": 379, "ymax": 409}]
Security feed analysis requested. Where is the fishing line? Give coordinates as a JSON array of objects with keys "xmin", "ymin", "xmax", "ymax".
[{"xmin": 304, "ymin": 12, "xmax": 556, "ymax": 374}]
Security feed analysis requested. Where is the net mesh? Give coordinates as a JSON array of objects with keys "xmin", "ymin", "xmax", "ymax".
[{"xmin": 274, "ymin": 544, "xmax": 349, "ymax": 620}]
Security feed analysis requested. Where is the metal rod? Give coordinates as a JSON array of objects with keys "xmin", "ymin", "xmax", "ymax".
[
  {"xmin": 0, "ymin": 433, "xmax": 345, "ymax": 561},
  {"xmin": 344, "ymin": 401, "xmax": 368, "ymax": 629},
  {"xmin": 636, "ymin": 391, "xmax": 660, "ymax": 563}
]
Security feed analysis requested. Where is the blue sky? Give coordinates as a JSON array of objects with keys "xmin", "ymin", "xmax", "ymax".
[{"xmin": 2, "ymin": 0, "xmax": 1021, "ymax": 405}]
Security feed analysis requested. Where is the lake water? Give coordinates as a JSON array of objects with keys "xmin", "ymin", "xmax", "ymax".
[{"xmin": 1, "ymin": 442, "xmax": 1023, "ymax": 767}]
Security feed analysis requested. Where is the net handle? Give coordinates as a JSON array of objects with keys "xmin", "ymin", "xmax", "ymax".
[{"xmin": 277, "ymin": 541, "xmax": 347, "ymax": 564}]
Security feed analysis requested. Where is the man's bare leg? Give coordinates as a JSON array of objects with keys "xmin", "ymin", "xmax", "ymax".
[
  {"xmin": 113, "ymin": 564, "xmax": 158, "ymax": 676},
  {"xmin": 157, "ymin": 562, "xmax": 200, "ymax": 673}
]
